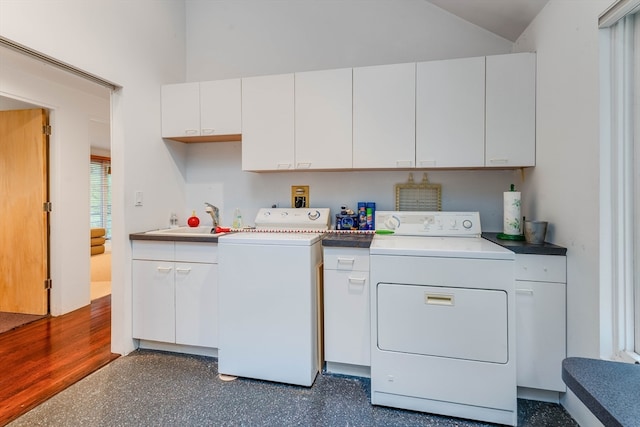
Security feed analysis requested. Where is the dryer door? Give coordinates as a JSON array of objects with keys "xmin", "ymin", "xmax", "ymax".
[{"xmin": 376, "ymin": 283, "xmax": 508, "ymax": 363}]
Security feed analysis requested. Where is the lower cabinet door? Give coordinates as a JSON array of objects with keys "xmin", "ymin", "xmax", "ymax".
[
  {"xmin": 132, "ymin": 260, "xmax": 175, "ymax": 343},
  {"xmin": 516, "ymin": 280, "xmax": 566, "ymax": 391},
  {"xmin": 175, "ymin": 262, "xmax": 219, "ymax": 348},
  {"xmin": 323, "ymin": 269, "xmax": 370, "ymax": 366}
]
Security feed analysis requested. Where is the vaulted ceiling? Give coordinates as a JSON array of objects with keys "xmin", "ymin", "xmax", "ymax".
[{"xmin": 425, "ymin": 0, "xmax": 550, "ymax": 42}]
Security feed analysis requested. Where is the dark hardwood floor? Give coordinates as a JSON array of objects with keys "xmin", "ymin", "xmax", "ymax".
[{"xmin": 0, "ymin": 295, "xmax": 119, "ymax": 426}]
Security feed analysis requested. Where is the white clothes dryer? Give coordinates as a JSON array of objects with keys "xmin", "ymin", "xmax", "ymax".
[{"xmin": 370, "ymin": 211, "xmax": 517, "ymax": 426}]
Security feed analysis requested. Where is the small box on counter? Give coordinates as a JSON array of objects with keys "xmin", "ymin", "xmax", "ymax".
[{"xmin": 335, "ymin": 214, "xmax": 359, "ymax": 230}]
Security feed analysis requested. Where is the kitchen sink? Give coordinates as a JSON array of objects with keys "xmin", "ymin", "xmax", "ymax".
[{"xmin": 146, "ymin": 226, "xmax": 226, "ymax": 237}]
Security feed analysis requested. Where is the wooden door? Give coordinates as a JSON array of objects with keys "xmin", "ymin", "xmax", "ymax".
[{"xmin": 0, "ymin": 109, "xmax": 49, "ymax": 315}]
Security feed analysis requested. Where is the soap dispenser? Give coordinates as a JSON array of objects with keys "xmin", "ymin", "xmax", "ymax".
[{"xmin": 232, "ymin": 208, "xmax": 243, "ymax": 229}]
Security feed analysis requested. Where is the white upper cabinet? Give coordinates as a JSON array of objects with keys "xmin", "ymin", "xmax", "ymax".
[
  {"xmin": 295, "ymin": 68, "xmax": 353, "ymax": 170},
  {"xmin": 353, "ymin": 63, "xmax": 416, "ymax": 169},
  {"xmin": 200, "ymin": 79, "xmax": 242, "ymax": 136},
  {"xmin": 416, "ymin": 57, "xmax": 485, "ymax": 168},
  {"xmin": 241, "ymin": 73, "xmax": 295, "ymax": 171},
  {"xmin": 161, "ymin": 82, "xmax": 200, "ymax": 138},
  {"xmin": 486, "ymin": 52, "xmax": 536, "ymax": 167},
  {"xmin": 161, "ymin": 79, "xmax": 241, "ymax": 141}
]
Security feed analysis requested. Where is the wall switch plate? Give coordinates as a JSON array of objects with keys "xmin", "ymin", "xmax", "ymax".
[
  {"xmin": 134, "ymin": 191, "xmax": 143, "ymax": 207},
  {"xmin": 291, "ymin": 185, "xmax": 309, "ymax": 208}
]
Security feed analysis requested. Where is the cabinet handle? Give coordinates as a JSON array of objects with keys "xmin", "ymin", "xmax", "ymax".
[
  {"xmin": 337, "ymin": 257, "xmax": 355, "ymax": 264},
  {"xmin": 157, "ymin": 266, "xmax": 173, "ymax": 272},
  {"xmin": 348, "ymin": 276, "xmax": 366, "ymax": 285},
  {"xmin": 516, "ymin": 288, "xmax": 534, "ymax": 295},
  {"xmin": 296, "ymin": 162, "xmax": 311, "ymax": 169},
  {"xmin": 418, "ymin": 160, "xmax": 436, "ymax": 167},
  {"xmin": 185, "ymin": 129, "xmax": 198, "ymax": 136},
  {"xmin": 176, "ymin": 267, "xmax": 192, "ymax": 274},
  {"xmin": 395, "ymin": 160, "xmax": 413, "ymax": 168},
  {"xmin": 201, "ymin": 128, "xmax": 215, "ymax": 135},
  {"xmin": 488, "ymin": 158, "xmax": 509, "ymax": 165},
  {"xmin": 276, "ymin": 163, "xmax": 292, "ymax": 170}
]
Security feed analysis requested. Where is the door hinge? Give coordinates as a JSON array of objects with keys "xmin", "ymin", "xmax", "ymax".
[
  {"xmin": 43, "ymin": 125, "xmax": 52, "ymax": 135},
  {"xmin": 44, "ymin": 278, "xmax": 52, "ymax": 290},
  {"xmin": 43, "ymin": 201, "xmax": 52, "ymax": 212}
]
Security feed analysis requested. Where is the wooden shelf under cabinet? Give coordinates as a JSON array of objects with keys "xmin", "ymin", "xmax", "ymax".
[{"xmin": 164, "ymin": 134, "xmax": 242, "ymax": 143}]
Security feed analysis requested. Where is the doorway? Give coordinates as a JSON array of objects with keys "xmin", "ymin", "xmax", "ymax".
[{"xmin": 0, "ymin": 43, "xmax": 112, "ymax": 327}]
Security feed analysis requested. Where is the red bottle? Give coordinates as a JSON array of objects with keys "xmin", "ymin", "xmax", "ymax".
[{"xmin": 187, "ymin": 210, "xmax": 200, "ymax": 227}]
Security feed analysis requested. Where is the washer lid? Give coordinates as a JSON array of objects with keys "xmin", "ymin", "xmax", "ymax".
[
  {"xmin": 370, "ymin": 235, "xmax": 515, "ymax": 260},
  {"xmin": 218, "ymin": 231, "xmax": 323, "ymax": 246}
]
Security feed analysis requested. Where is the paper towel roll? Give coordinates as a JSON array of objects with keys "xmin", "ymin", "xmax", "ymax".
[{"xmin": 503, "ymin": 191, "xmax": 521, "ymax": 235}]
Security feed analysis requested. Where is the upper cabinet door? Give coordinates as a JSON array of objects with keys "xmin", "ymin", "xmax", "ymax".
[
  {"xmin": 295, "ymin": 68, "xmax": 353, "ymax": 170},
  {"xmin": 486, "ymin": 52, "xmax": 536, "ymax": 167},
  {"xmin": 353, "ymin": 63, "xmax": 416, "ymax": 169},
  {"xmin": 241, "ymin": 73, "xmax": 295, "ymax": 171},
  {"xmin": 200, "ymin": 79, "xmax": 242, "ymax": 136},
  {"xmin": 416, "ymin": 57, "xmax": 485, "ymax": 168},
  {"xmin": 161, "ymin": 82, "xmax": 200, "ymax": 138}
]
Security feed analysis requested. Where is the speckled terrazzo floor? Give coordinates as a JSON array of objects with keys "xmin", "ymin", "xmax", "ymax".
[{"xmin": 9, "ymin": 350, "xmax": 578, "ymax": 427}]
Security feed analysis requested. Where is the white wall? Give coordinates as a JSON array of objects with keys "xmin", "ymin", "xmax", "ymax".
[
  {"xmin": 0, "ymin": 0, "xmax": 187, "ymax": 355},
  {"xmin": 185, "ymin": 0, "xmax": 514, "ymax": 81},
  {"xmin": 515, "ymin": 0, "xmax": 609, "ymax": 360},
  {"xmin": 184, "ymin": 142, "xmax": 519, "ymax": 232},
  {"xmin": 182, "ymin": 0, "xmax": 520, "ymax": 232},
  {"xmin": 514, "ymin": 1, "xmax": 611, "ymax": 425}
]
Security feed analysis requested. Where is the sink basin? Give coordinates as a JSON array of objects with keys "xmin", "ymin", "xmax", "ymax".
[{"xmin": 146, "ymin": 226, "xmax": 226, "ymax": 237}]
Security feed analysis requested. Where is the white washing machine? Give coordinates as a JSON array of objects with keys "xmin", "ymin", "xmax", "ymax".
[
  {"xmin": 217, "ymin": 208, "xmax": 330, "ymax": 387},
  {"xmin": 370, "ymin": 211, "xmax": 517, "ymax": 426}
]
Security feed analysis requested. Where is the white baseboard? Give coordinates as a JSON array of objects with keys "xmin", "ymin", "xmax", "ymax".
[
  {"xmin": 561, "ymin": 389, "xmax": 604, "ymax": 427},
  {"xmin": 517, "ymin": 387, "xmax": 560, "ymax": 403},
  {"xmin": 324, "ymin": 361, "xmax": 370, "ymax": 378},
  {"xmin": 138, "ymin": 340, "xmax": 218, "ymax": 358}
]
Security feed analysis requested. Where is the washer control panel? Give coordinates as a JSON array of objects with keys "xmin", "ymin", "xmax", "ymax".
[
  {"xmin": 255, "ymin": 207, "xmax": 331, "ymax": 230},
  {"xmin": 375, "ymin": 211, "xmax": 481, "ymax": 237}
]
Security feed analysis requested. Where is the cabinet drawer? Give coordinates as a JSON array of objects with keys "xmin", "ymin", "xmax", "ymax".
[
  {"xmin": 132, "ymin": 241, "xmax": 174, "ymax": 261},
  {"xmin": 324, "ymin": 247, "xmax": 370, "ymax": 271},
  {"xmin": 175, "ymin": 242, "xmax": 218, "ymax": 263},
  {"xmin": 515, "ymin": 254, "xmax": 566, "ymax": 283}
]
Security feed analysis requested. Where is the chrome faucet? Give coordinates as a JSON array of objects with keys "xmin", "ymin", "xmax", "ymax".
[{"xmin": 204, "ymin": 203, "xmax": 220, "ymax": 227}]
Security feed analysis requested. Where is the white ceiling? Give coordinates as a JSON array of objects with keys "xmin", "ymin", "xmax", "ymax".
[{"xmin": 425, "ymin": 0, "xmax": 550, "ymax": 42}]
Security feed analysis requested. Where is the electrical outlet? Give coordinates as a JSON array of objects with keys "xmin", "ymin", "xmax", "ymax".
[{"xmin": 291, "ymin": 185, "xmax": 309, "ymax": 208}]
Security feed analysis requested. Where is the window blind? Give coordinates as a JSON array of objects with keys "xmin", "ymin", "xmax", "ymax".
[{"xmin": 90, "ymin": 156, "xmax": 111, "ymax": 239}]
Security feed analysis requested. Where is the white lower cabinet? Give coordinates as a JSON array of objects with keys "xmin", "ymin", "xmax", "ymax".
[
  {"xmin": 132, "ymin": 241, "xmax": 218, "ymax": 349},
  {"xmin": 323, "ymin": 248, "xmax": 370, "ymax": 375},
  {"xmin": 515, "ymin": 254, "xmax": 567, "ymax": 396}
]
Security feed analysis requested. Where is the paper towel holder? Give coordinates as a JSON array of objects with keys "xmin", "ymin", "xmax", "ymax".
[{"xmin": 497, "ymin": 184, "xmax": 525, "ymax": 241}]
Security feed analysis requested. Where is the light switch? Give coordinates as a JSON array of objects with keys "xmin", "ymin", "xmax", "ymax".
[{"xmin": 135, "ymin": 191, "xmax": 143, "ymax": 207}]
